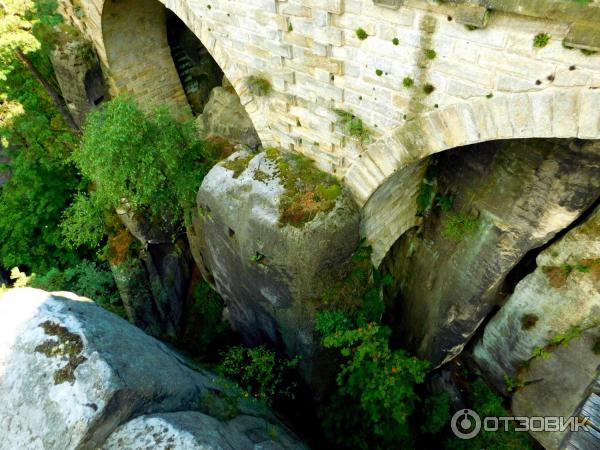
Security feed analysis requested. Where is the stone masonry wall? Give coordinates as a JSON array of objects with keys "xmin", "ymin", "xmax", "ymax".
[{"xmin": 63, "ymin": 0, "xmax": 600, "ymax": 262}]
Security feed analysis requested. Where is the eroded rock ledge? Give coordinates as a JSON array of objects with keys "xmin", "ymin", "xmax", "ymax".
[{"xmin": 0, "ymin": 288, "xmax": 307, "ymax": 450}]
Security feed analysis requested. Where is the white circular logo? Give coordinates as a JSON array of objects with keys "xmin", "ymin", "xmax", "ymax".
[{"xmin": 451, "ymin": 409, "xmax": 481, "ymax": 439}]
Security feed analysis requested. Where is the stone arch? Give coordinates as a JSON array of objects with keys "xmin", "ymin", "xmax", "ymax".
[
  {"xmin": 99, "ymin": 0, "xmax": 271, "ymax": 141},
  {"xmin": 347, "ymin": 89, "xmax": 600, "ymax": 264}
]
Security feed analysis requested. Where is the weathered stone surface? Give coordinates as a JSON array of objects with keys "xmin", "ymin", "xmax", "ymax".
[
  {"xmin": 190, "ymin": 149, "xmax": 359, "ymax": 388},
  {"xmin": 102, "ymin": 411, "xmax": 306, "ymax": 450},
  {"xmin": 382, "ymin": 139, "xmax": 600, "ymax": 367},
  {"xmin": 197, "ymin": 84, "xmax": 261, "ymax": 149},
  {"xmin": 0, "ymin": 288, "xmax": 306, "ymax": 450},
  {"xmin": 474, "ymin": 205, "xmax": 600, "ymax": 390},
  {"xmin": 509, "ymin": 327, "xmax": 600, "ymax": 449},
  {"xmin": 50, "ymin": 29, "xmax": 106, "ymax": 126}
]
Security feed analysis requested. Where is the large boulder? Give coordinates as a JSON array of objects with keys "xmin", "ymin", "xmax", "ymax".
[
  {"xmin": 102, "ymin": 412, "xmax": 304, "ymax": 449},
  {"xmin": 189, "ymin": 148, "xmax": 359, "ymax": 388},
  {"xmin": 0, "ymin": 288, "xmax": 306, "ymax": 450},
  {"xmin": 474, "ymin": 205, "xmax": 600, "ymax": 390},
  {"xmin": 382, "ymin": 139, "xmax": 600, "ymax": 367}
]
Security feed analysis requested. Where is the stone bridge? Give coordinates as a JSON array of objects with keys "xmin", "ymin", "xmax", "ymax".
[{"xmin": 64, "ymin": 0, "xmax": 600, "ymax": 263}]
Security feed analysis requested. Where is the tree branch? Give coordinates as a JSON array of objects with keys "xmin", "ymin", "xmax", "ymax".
[{"xmin": 14, "ymin": 47, "xmax": 81, "ymax": 134}]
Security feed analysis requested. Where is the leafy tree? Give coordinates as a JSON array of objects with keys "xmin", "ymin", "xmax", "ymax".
[
  {"xmin": 316, "ymin": 311, "xmax": 430, "ymax": 449},
  {"xmin": 0, "ymin": 0, "xmax": 84, "ymax": 272},
  {"xmin": 64, "ymin": 96, "xmax": 218, "ymax": 247}
]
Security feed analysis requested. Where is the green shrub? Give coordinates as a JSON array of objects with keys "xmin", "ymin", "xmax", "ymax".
[
  {"xmin": 533, "ymin": 33, "xmax": 550, "ymax": 48},
  {"xmin": 316, "ymin": 312, "xmax": 429, "ymax": 449},
  {"xmin": 356, "ymin": 28, "xmax": 368, "ymax": 40},
  {"xmin": 423, "ymin": 83, "xmax": 436, "ymax": 94},
  {"xmin": 219, "ymin": 345, "xmax": 299, "ymax": 405},
  {"xmin": 392, "ymin": 37, "xmax": 400, "ymax": 46},
  {"xmin": 66, "ymin": 96, "xmax": 214, "ymax": 240},
  {"xmin": 442, "ymin": 213, "xmax": 480, "ymax": 241},
  {"xmin": 246, "ymin": 76, "xmax": 272, "ymax": 96},
  {"xmin": 402, "ymin": 77, "xmax": 414, "ymax": 88},
  {"xmin": 335, "ymin": 109, "xmax": 370, "ymax": 143},
  {"xmin": 424, "ymin": 49, "xmax": 437, "ymax": 60},
  {"xmin": 375, "ymin": 69, "xmax": 383, "ymax": 76},
  {"xmin": 421, "ymin": 391, "xmax": 452, "ymax": 434}
]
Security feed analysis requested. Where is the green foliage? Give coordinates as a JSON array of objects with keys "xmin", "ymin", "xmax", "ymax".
[
  {"xmin": 402, "ymin": 77, "xmax": 414, "ymax": 88},
  {"xmin": 436, "ymin": 193, "xmax": 454, "ymax": 212},
  {"xmin": 29, "ymin": 260, "xmax": 122, "ymax": 311},
  {"xmin": 355, "ymin": 28, "xmax": 368, "ymax": 40},
  {"xmin": 335, "ymin": 109, "xmax": 370, "ymax": 143},
  {"xmin": 180, "ymin": 281, "xmax": 229, "ymax": 357},
  {"xmin": 530, "ymin": 346, "xmax": 551, "ymax": 360},
  {"xmin": 246, "ymin": 75, "xmax": 272, "ymax": 96},
  {"xmin": 416, "ymin": 182, "xmax": 436, "ymax": 216},
  {"xmin": 533, "ymin": 33, "xmax": 550, "ymax": 48},
  {"xmin": 446, "ymin": 379, "xmax": 534, "ymax": 450},
  {"xmin": 67, "ymin": 96, "xmax": 213, "ymax": 236},
  {"xmin": 442, "ymin": 213, "xmax": 480, "ymax": 241},
  {"xmin": 592, "ymin": 337, "xmax": 600, "ymax": 355},
  {"xmin": 316, "ymin": 313, "xmax": 429, "ymax": 449},
  {"xmin": 421, "ymin": 391, "xmax": 451, "ymax": 434},
  {"xmin": 581, "ymin": 48, "xmax": 597, "ymax": 56},
  {"xmin": 392, "ymin": 37, "xmax": 399, "ymax": 46},
  {"xmin": 551, "ymin": 326, "xmax": 581, "ymax": 347},
  {"xmin": 60, "ymin": 193, "xmax": 107, "ymax": 249},
  {"xmin": 265, "ymin": 148, "xmax": 342, "ymax": 227},
  {"xmin": 375, "ymin": 69, "xmax": 383, "ymax": 76},
  {"xmin": 0, "ymin": 0, "xmax": 86, "ymax": 273},
  {"xmin": 424, "ymin": 49, "xmax": 437, "ymax": 60},
  {"xmin": 219, "ymin": 345, "xmax": 299, "ymax": 405}
]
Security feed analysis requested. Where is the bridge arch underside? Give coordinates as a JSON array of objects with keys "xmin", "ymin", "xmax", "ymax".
[
  {"xmin": 101, "ymin": 0, "xmax": 192, "ymax": 119},
  {"xmin": 374, "ymin": 136, "xmax": 600, "ymax": 366}
]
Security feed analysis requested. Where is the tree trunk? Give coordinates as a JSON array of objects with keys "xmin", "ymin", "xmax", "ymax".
[{"xmin": 14, "ymin": 48, "xmax": 81, "ymax": 134}]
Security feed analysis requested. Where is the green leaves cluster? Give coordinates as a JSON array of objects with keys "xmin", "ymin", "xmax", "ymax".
[
  {"xmin": 316, "ymin": 311, "xmax": 429, "ymax": 449},
  {"xmin": 219, "ymin": 345, "xmax": 299, "ymax": 405},
  {"xmin": 64, "ymin": 96, "xmax": 216, "ymax": 247}
]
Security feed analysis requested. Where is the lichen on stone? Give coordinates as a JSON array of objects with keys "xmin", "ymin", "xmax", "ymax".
[
  {"xmin": 222, "ymin": 154, "xmax": 254, "ymax": 178},
  {"xmin": 34, "ymin": 320, "xmax": 87, "ymax": 385},
  {"xmin": 265, "ymin": 148, "xmax": 343, "ymax": 227}
]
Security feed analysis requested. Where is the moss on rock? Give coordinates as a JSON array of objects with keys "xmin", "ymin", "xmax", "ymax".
[{"xmin": 35, "ymin": 320, "xmax": 86, "ymax": 385}]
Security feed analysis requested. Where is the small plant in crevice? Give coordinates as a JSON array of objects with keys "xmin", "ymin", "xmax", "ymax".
[
  {"xmin": 287, "ymin": 22, "xmax": 293, "ymax": 32},
  {"xmin": 504, "ymin": 374, "xmax": 526, "ymax": 393},
  {"xmin": 392, "ymin": 37, "xmax": 400, "ymax": 45},
  {"xmin": 581, "ymin": 48, "xmax": 597, "ymax": 56},
  {"xmin": 335, "ymin": 109, "xmax": 371, "ymax": 144},
  {"xmin": 356, "ymin": 27, "xmax": 368, "ymax": 40},
  {"xmin": 424, "ymin": 48, "xmax": 437, "ymax": 60},
  {"xmin": 486, "ymin": 92, "xmax": 494, "ymax": 99},
  {"xmin": 402, "ymin": 77, "xmax": 414, "ymax": 88},
  {"xmin": 533, "ymin": 33, "xmax": 550, "ymax": 48},
  {"xmin": 442, "ymin": 212, "xmax": 481, "ymax": 241},
  {"xmin": 423, "ymin": 83, "xmax": 436, "ymax": 95},
  {"xmin": 246, "ymin": 75, "xmax": 272, "ymax": 96},
  {"xmin": 375, "ymin": 69, "xmax": 383, "ymax": 76},
  {"xmin": 250, "ymin": 252, "xmax": 265, "ymax": 263},
  {"xmin": 530, "ymin": 346, "xmax": 551, "ymax": 360},
  {"xmin": 465, "ymin": 24, "xmax": 478, "ymax": 31}
]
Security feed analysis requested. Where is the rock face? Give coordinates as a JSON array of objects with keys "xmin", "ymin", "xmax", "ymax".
[
  {"xmin": 474, "ymin": 205, "xmax": 600, "ymax": 390},
  {"xmin": 509, "ymin": 328, "xmax": 600, "ymax": 449},
  {"xmin": 0, "ymin": 288, "xmax": 306, "ymax": 450},
  {"xmin": 103, "ymin": 412, "xmax": 304, "ymax": 450},
  {"xmin": 382, "ymin": 139, "xmax": 600, "ymax": 367},
  {"xmin": 190, "ymin": 149, "xmax": 359, "ymax": 387},
  {"xmin": 196, "ymin": 83, "xmax": 261, "ymax": 149},
  {"xmin": 50, "ymin": 30, "xmax": 106, "ymax": 126}
]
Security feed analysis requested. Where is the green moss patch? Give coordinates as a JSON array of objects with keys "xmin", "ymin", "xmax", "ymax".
[
  {"xmin": 265, "ymin": 148, "xmax": 342, "ymax": 227},
  {"xmin": 223, "ymin": 154, "xmax": 254, "ymax": 179},
  {"xmin": 442, "ymin": 212, "xmax": 480, "ymax": 241},
  {"xmin": 35, "ymin": 320, "xmax": 86, "ymax": 385}
]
